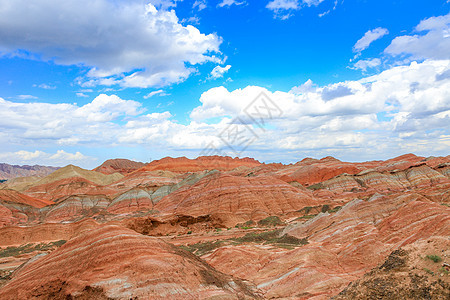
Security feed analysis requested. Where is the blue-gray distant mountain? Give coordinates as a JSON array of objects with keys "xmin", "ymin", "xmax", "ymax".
[{"xmin": 0, "ymin": 163, "xmax": 59, "ymax": 180}]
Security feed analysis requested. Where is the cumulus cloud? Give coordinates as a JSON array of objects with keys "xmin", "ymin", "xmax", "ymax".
[
  {"xmin": 189, "ymin": 60, "xmax": 450, "ymax": 158},
  {"xmin": 209, "ymin": 65, "xmax": 231, "ymax": 79},
  {"xmin": 1, "ymin": 61, "xmax": 449, "ymax": 162},
  {"xmin": 0, "ymin": 94, "xmax": 142, "ymax": 146},
  {"xmin": 385, "ymin": 12, "xmax": 450, "ymax": 60},
  {"xmin": 0, "ymin": 0, "xmax": 222, "ymax": 88},
  {"xmin": 353, "ymin": 27, "xmax": 389, "ymax": 53},
  {"xmin": 0, "ymin": 150, "xmax": 93, "ymax": 166}
]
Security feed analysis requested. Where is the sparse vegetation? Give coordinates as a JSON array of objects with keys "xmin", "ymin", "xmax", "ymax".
[
  {"xmin": 179, "ymin": 241, "xmax": 224, "ymax": 256},
  {"xmin": 321, "ymin": 204, "xmax": 330, "ymax": 213},
  {"xmin": 232, "ymin": 229, "xmax": 308, "ymax": 248},
  {"xmin": 258, "ymin": 216, "xmax": 284, "ymax": 227},
  {"xmin": 439, "ymin": 267, "xmax": 449, "ymax": 275},
  {"xmin": 329, "ymin": 206, "xmax": 342, "ymax": 213},
  {"xmin": 423, "ymin": 268, "xmax": 434, "ymax": 275},
  {"xmin": 299, "ymin": 206, "xmax": 313, "ymax": 214},
  {"xmin": 441, "ymin": 203, "xmax": 450, "ymax": 207},
  {"xmin": 0, "ymin": 240, "xmax": 66, "ymax": 258},
  {"xmin": 425, "ymin": 254, "xmax": 442, "ymax": 263},
  {"xmin": 306, "ymin": 183, "xmax": 324, "ymax": 190}
]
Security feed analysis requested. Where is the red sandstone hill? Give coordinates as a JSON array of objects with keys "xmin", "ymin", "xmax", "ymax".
[
  {"xmin": 155, "ymin": 172, "xmax": 318, "ymax": 227},
  {"xmin": 93, "ymin": 158, "xmax": 146, "ymax": 175},
  {"xmin": 138, "ymin": 156, "xmax": 262, "ymax": 173},
  {"xmin": 0, "ymin": 153, "xmax": 448, "ymax": 299},
  {"xmin": 203, "ymin": 193, "xmax": 450, "ymax": 298},
  {"xmin": 0, "ymin": 225, "xmax": 258, "ymax": 299},
  {"xmin": 0, "ymin": 189, "xmax": 52, "ymax": 208}
]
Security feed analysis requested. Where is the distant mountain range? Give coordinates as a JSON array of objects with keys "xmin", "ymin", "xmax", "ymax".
[{"xmin": 0, "ymin": 163, "xmax": 59, "ymax": 180}]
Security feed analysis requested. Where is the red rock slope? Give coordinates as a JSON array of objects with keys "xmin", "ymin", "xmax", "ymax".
[
  {"xmin": 93, "ymin": 158, "xmax": 145, "ymax": 175},
  {"xmin": 140, "ymin": 156, "xmax": 262, "ymax": 173},
  {"xmin": 155, "ymin": 172, "xmax": 318, "ymax": 226},
  {"xmin": 0, "ymin": 225, "xmax": 258, "ymax": 299}
]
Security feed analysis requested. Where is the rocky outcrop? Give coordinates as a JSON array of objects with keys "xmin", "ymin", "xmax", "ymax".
[
  {"xmin": 203, "ymin": 193, "xmax": 450, "ymax": 298},
  {"xmin": 93, "ymin": 158, "xmax": 145, "ymax": 175},
  {"xmin": 0, "ymin": 176, "xmax": 41, "ymax": 192},
  {"xmin": 140, "ymin": 156, "xmax": 262, "ymax": 173},
  {"xmin": 42, "ymin": 195, "xmax": 112, "ymax": 223},
  {"xmin": 0, "ymin": 225, "xmax": 258, "ymax": 299},
  {"xmin": 29, "ymin": 164, "xmax": 123, "ymax": 187},
  {"xmin": 334, "ymin": 237, "xmax": 450, "ymax": 299},
  {"xmin": 24, "ymin": 177, "xmax": 118, "ymax": 202},
  {"xmin": 0, "ymin": 163, "xmax": 59, "ymax": 180},
  {"xmin": 0, "ymin": 189, "xmax": 52, "ymax": 208},
  {"xmin": 155, "ymin": 172, "xmax": 318, "ymax": 227}
]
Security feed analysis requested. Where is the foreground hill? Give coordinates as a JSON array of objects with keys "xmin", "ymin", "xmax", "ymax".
[
  {"xmin": 0, "ymin": 225, "xmax": 258, "ymax": 299},
  {"xmin": 0, "ymin": 154, "xmax": 448, "ymax": 299},
  {"xmin": 0, "ymin": 163, "xmax": 58, "ymax": 180}
]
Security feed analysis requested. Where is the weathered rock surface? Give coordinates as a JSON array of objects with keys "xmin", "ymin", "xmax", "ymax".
[
  {"xmin": 29, "ymin": 164, "xmax": 123, "ymax": 187},
  {"xmin": 140, "ymin": 156, "xmax": 262, "ymax": 173},
  {"xmin": 203, "ymin": 193, "xmax": 450, "ymax": 298},
  {"xmin": 93, "ymin": 158, "xmax": 146, "ymax": 175},
  {"xmin": 155, "ymin": 172, "xmax": 318, "ymax": 227},
  {"xmin": 334, "ymin": 236, "xmax": 450, "ymax": 300},
  {"xmin": 0, "ymin": 225, "xmax": 258, "ymax": 299}
]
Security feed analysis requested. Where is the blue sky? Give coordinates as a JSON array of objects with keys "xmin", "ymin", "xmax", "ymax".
[{"xmin": 0, "ymin": 0, "xmax": 449, "ymax": 168}]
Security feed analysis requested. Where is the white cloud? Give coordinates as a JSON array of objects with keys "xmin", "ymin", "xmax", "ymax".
[
  {"xmin": 0, "ymin": 94, "xmax": 141, "ymax": 146},
  {"xmin": 318, "ymin": 0, "xmax": 338, "ymax": 18},
  {"xmin": 144, "ymin": 90, "xmax": 169, "ymax": 99},
  {"xmin": 189, "ymin": 60, "xmax": 450, "ymax": 159},
  {"xmin": 210, "ymin": 65, "xmax": 231, "ymax": 79},
  {"xmin": 385, "ymin": 12, "xmax": 450, "ymax": 60},
  {"xmin": 33, "ymin": 83, "xmax": 56, "ymax": 90},
  {"xmin": 266, "ymin": 0, "xmax": 325, "ymax": 19},
  {"xmin": 0, "ymin": 0, "xmax": 222, "ymax": 88},
  {"xmin": 76, "ymin": 93, "xmax": 89, "ymax": 98},
  {"xmin": 351, "ymin": 58, "xmax": 381, "ymax": 72},
  {"xmin": 0, "ymin": 150, "xmax": 93, "ymax": 166},
  {"xmin": 353, "ymin": 27, "xmax": 389, "ymax": 53},
  {"xmin": 193, "ymin": 0, "xmax": 207, "ymax": 11},
  {"xmin": 17, "ymin": 95, "xmax": 38, "ymax": 100},
  {"xmin": 1, "ymin": 61, "xmax": 449, "ymax": 162},
  {"xmin": 218, "ymin": 0, "xmax": 245, "ymax": 8}
]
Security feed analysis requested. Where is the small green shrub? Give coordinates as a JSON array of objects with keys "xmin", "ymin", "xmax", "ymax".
[
  {"xmin": 321, "ymin": 205, "xmax": 330, "ymax": 213},
  {"xmin": 424, "ymin": 268, "xmax": 434, "ymax": 275},
  {"xmin": 426, "ymin": 255, "xmax": 442, "ymax": 263},
  {"xmin": 328, "ymin": 206, "xmax": 342, "ymax": 213},
  {"xmin": 0, "ymin": 240, "xmax": 66, "ymax": 258},
  {"xmin": 306, "ymin": 183, "xmax": 324, "ymax": 190},
  {"xmin": 187, "ymin": 231, "xmax": 192, "ymax": 235},
  {"xmin": 233, "ymin": 229, "xmax": 308, "ymax": 248},
  {"xmin": 258, "ymin": 216, "xmax": 284, "ymax": 227},
  {"xmin": 180, "ymin": 241, "xmax": 224, "ymax": 256}
]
